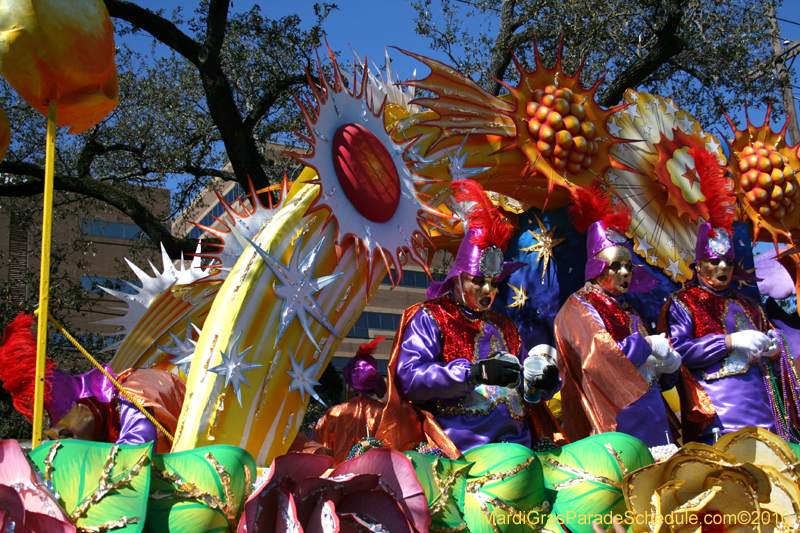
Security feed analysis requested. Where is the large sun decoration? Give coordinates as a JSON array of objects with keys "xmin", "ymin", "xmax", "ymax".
[
  {"xmin": 725, "ymin": 105, "xmax": 800, "ymax": 247},
  {"xmin": 290, "ymin": 48, "xmax": 442, "ymax": 291},
  {"xmin": 400, "ymin": 37, "xmax": 632, "ymax": 205},
  {"xmin": 603, "ymin": 90, "xmax": 728, "ymax": 282},
  {"xmin": 189, "ymin": 176, "xmax": 290, "ymax": 281}
]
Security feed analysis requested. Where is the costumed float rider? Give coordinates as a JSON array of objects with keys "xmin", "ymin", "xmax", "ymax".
[
  {"xmin": 313, "ymin": 337, "xmax": 387, "ymax": 465},
  {"xmin": 0, "ymin": 313, "xmax": 185, "ymax": 453},
  {"xmin": 554, "ymin": 183, "xmax": 682, "ymax": 447},
  {"xmin": 376, "ymin": 179, "xmax": 565, "ymax": 458},
  {"xmin": 662, "ymin": 150, "xmax": 800, "ymax": 443}
]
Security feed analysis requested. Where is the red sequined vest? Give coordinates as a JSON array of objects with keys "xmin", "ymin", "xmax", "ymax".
[
  {"xmin": 672, "ymin": 284, "xmax": 767, "ymax": 338},
  {"xmin": 420, "ymin": 294, "xmax": 522, "ymax": 363},
  {"xmin": 580, "ymin": 287, "xmax": 647, "ymax": 342}
]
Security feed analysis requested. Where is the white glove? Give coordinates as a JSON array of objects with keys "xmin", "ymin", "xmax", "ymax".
[
  {"xmin": 647, "ymin": 334, "xmax": 671, "ymax": 361},
  {"xmin": 729, "ymin": 330, "xmax": 771, "ymax": 353},
  {"xmin": 649, "ymin": 348, "xmax": 682, "ymax": 375},
  {"xmin": 763, "ymin": 330, "xmax": 781, "ymax": 359}
]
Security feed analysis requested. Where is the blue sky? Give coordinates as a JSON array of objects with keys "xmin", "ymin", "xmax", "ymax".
[{"xmin": 124, "ymin": 0, "xmax": 800, "ymax": 131}]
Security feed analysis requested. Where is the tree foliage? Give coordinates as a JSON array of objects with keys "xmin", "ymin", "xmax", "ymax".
[
  {"xmin": 0, "ymin": 0, "xmax": 336, "ymax": 258},
  {"xmin": 410, "ymin": 0, "xmax": 787, "ymax": 128}
]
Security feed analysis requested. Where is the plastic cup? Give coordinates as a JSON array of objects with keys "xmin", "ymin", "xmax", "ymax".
[{"xmin": 523, "ymin": 356, "xmax": 547, "ymax": 403}]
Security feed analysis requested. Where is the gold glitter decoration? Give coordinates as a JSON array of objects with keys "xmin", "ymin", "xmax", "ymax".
[
  {"xmin": 542, "ymin": 457, "xmax": 622, "ymax": 490},
  {"xmin": 44, "ymin": 441, "xmax": 62, "ymax": 483},
  {"xmin": 70, "ymin": 446, "xmax": 149, "ymax": 522},
  {"xmin": 205, "ymin": 452, "xmax": 238, "ymax": 522},
  {"xmin": 150, "ymin": 464, "xmax": 227, "ymax": 513},
  {"xmin": 520, "ymin": 214, "xmax": 565, "ymax": 282},
  {"xmin": 429, "ymin": 458, "xmax": 468, "ymax": 518},
  {"xmin": 604, "ymin": 443, "xmax": 628, "ymax": 475},
  {"xmin": 254, "ymin": 351, "xmax": 281, "ymax": 420},
  {"xmin": 206, "ymin": 392, "xmax": 226, "ymax": 442},
  {"xmin": 76, "ymin": 516, "xmax": 139, "ymax": 532}
]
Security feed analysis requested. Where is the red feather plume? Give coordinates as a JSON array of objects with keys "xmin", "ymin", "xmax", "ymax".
[
  {"xmin": 451, "ymin": 180, "xmax": 514, "ymax": 252},
  {"xmin": 568, "ymin": 182, "xmax": 632, "ymax": 234},
  {"xmin": 0, "ymin": 313, "xmax": 54, "ymax": 420},
  {"xmin": 689, "ymin": 146, "xmax": 735, "ymax": 235},
  {"xmin": 356, "ymin": 336, "xmax": 386, "ymax": 359}
]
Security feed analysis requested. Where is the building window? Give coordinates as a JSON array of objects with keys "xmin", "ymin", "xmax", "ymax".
[
  {"xmin": 82, "ymin": 219, "xmax": 142, "ymax": 240},
  {"xmin": 188, "ymin": 183, "xmax": 246, "ymax": 240},
  {"xmin": 380, "ymin": 268, "xmax": 445, "ymax": 289},
  {"xmin": 81, "ymin": 276, "xmax": 140, "ymax": 295},
  {"xmin": 346, "ymin": 311, "xmax": 402, "ymax": 338}
]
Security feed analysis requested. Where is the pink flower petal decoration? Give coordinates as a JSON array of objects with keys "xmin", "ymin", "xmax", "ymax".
[
  {"xmin": 332, "ymin": 448, "xmax": 430, "ymax": 533},
  {"xmin": 0, "ymin": 440, "xmax": 74, "ymax": 533},
  {"xmin": 305, "ymin": 499, "xmax": 340, "ymax": 533},
  {"xmin": 338, "ymin": 490, "xmax": 413, "ymax": 533}
]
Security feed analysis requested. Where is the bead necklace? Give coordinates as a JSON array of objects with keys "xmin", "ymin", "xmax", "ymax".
[{"xmin": 761, "ymin": 331, "xmax": 800, "ymax": 442}]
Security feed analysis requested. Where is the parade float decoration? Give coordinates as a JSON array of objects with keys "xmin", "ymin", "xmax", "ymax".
[
  {"xmin": 598, "ymin": 89, "xmax": 729, "ymax": 283},
  {"xmin": 398, "ymin": 38, "xmax": 632, "ymax": 210},
  {"xmin": 0, "ymin": 0, "xmax": 119, "ymax": 449},
  {"xmin": 624, "ymin": 427, "xmax": 800, "ymax": 533},
  {"xmin": 170, "ymin": 47, "xmax": 445, "ymax": 467}
]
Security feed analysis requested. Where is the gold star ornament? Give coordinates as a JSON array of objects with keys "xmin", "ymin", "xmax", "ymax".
[
  {"xmin": 520, "ymin": 214, "xmax": 565, "ymax": 282},
  {"xmin": 506, "ymin": 283, "xmax": 529, "ymax": 308}
]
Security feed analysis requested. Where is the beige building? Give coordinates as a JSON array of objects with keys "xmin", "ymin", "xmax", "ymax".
[{"xmin": 0, "ymin": 187, "xmax": 171, "ymax": 340}]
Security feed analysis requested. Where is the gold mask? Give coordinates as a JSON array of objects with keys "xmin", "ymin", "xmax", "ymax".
[
  {"xmin": 696, "ymin": 258, "xmax": 733, "ymax": 291},
  {"xmin": 455, "ymin": 272, "xmax": 499, "ymax": 312},
  {"xmin": 45, "ymin": 399, "xmax": 102, "ymax": 441},
  {"xmin": 593, "ymin": 245, "xmax": 633, "ymax": 297}
]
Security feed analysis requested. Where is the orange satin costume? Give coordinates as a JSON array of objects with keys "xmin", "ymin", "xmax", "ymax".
[
  {"xmin": 116, "ymin": 368, "xmax": 186, "ymax": 454},
  {"xmin": 554, "ymin": 292, "xmax": 654, "ymax": 441},
  {"xmin": 314, "ymin": 395, "xmax": 386, "ymax": 465}
]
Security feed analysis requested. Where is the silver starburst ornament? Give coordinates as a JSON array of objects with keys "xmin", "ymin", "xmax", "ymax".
[
  {"xmin": 208, "ymin": 333, "xmax": 263, "ymax": 407},
  {"xmin": 286, "ymin": 347, "xmax": 326, "ymax": 406},
  {"xmin": 247, "ymin": 233, "xmax": 343, "ymax": 350},
  {"xmin": 155, "ymin": 319, "xmax": 200, "ymax": 376}
]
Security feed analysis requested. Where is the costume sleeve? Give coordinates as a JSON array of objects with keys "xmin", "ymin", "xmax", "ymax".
[
  {"xmin": 577, "ymin": 296, "xmax": 650, "ymax": 366},
  {"xmin": 116, "ymin": 399, "xmax": 158, "ymax": 446},
  {"xmin": 396, "ymin": 308, "xmax": 474, "ymax": 402},
  {"xmin": 657, "ymin": 367, "xmax": 680, "ymax": 391},
  {"xmin": 668, "ymin": 298, "xmax": 728, "ymax": 370}
]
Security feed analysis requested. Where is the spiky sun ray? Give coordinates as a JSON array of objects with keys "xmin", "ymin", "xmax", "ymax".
[
  {"xmin": 289, "ymin": 46, "xmax": 443, "ymax": 293},
  {"xmin": 725, "ymin": 104, "xmax": 800, "ymax": 248},
  {"xmin": 398, "ymin": 35, "xmax": 631, "ymax": 207},
  {"xmin": 189, "ymin": 176, "xmax": 289, "ymax": 281}
]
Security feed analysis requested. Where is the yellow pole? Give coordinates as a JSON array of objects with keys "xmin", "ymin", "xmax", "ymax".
[{"xmin": 32, "ymin": 100, "xmax": 57, "ymax": 448}]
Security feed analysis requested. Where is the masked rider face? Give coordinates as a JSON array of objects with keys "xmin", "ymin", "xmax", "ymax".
[
  {"xmin": 44, "ymin": 399, "xmax": 102, "ymax": 441},
  {"xmin": 593, "ymin": 245, "xmax": 633, "ymax": 297},
  {"xmin": 696, "ymin": 258, "xmax": 733, "ymax": 292},
  {"xmin": 456, "ymin": 272, "xmax": 499, "ymax": 312}
]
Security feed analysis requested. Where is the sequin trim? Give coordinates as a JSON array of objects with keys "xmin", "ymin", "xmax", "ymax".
[{"xmin": 436, "ymin": 386, "xmax": 527, "ymax": 420}]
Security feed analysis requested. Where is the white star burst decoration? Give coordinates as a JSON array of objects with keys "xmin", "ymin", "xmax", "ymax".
[
  {"xmin": 248, "ymin": 233, "xmax": 343, "ymax": 350},
  {"xmin": 286, "ymin": 347, "xmax": 326, "ymax": 405},
  {"xmin": 156, "ymin": 319, "xmax": 200, "ymax": 376},
  {"xmin": 96, "ymin": 243, "xmax": 207, "ymax": 351},
  {"xmin": 208, "ymin": 333, "xmax": 262, "ymax": 407}
]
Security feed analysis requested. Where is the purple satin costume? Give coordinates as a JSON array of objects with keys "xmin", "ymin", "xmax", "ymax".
[
  {"xmin": 577, "ymin": 296, "xmax": 678, "ymax": 447},
  {"xmin": 396, "ymin": 295, "xmax": 559, "ymax": 452},
  {"xmin": 49, "ymin": 366, "xmax": 158, "ymax": 446},
  {"xmin": 668, "ymin": 287, "xmax": 777, "ymax": 443}
]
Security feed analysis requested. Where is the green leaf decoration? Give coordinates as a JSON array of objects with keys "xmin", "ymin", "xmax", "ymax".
[
  {"xmin": 460, "ymin": 443, "xmax": 549, "ymax": 533},
  {"xmin": 535, "ymin": 433, "xmax": 653, "ymax": 533},
  {"xmin": 146, "ymin": 444, "xmax": 256, "ymax": 533},
  {"xmin": 29, "ymin": 440, "xmax": 152, "ymax": 533},
  {"xmin": 404, "ymin": 451, "xmax": 472, "ymax": 531}
]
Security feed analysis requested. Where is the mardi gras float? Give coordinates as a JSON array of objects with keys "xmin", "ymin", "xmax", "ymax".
[{"xmin": 3, "ymin": 0, "xmax": 800, "ymax": 531}]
